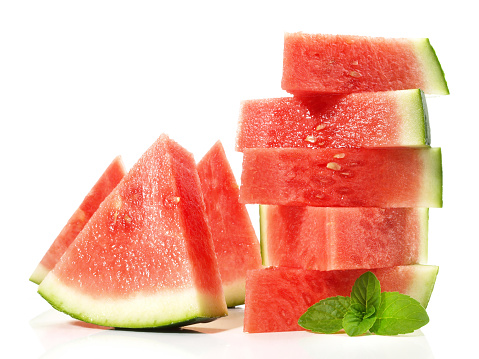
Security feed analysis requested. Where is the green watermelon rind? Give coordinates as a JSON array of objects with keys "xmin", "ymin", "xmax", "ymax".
[
  {"xmin": 412, "ymin": 38, "xmax": 449, "ymax": 95},
  {"xmin": 396, "ymin": 89, "xmax": 431, "ymax": 146},
  {"xmin": 38, "ymin": 273, "xmax": 227, "ymax": 329}
]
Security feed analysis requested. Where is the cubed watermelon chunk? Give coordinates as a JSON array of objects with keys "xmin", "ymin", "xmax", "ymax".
[
  {"xmin": 236, "ymin": 89, "xmax": 430, "ymax": 151},
  {"xmin": 260, "ymin": 205, "xmax": 428, "ymax": 270},
  {"xmin": 244, "ymin": 265, "xmax": 438, "ymax": 333},
  {"xmin": 197, "ymin": 141, "xmax": 262, "ymax": 307},
  {"xmin": 38, "ymin": 134, "xmax": 228, "ymax": 328},
  {"xmin": 30, "ymin": 156, "xmax": 126, "ymax": 284},
  {"xmin": 240, "ymin": 147, "xmax": 442, "ymax": 207},
  {"xmin": 281, "ymin": 32, "xmax": 449, "ymax": 95}
]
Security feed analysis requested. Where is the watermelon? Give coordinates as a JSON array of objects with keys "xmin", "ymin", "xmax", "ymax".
[
  {"xmin": 239, "ymin": 147, "xmax": 442, "ymax": 207},
  {"xmin": 236, "ymin": 89, "xmax": 430, "ymax": 151},
  {"xmin": 38, "ymin": 134, "xmax": 228, "ymax": 328},
  {"xmin": 30, "ymin": 156, "xmax": 126, "ymax": 285},
  {"xmin": 243, "ymin": 265, "xmax": 438, "ymax": 333},
  {"xmin": 260, "ymin": 205, "xmax": 428, "ymax": 271},
  {"xmin": 281, "ymin": 33, "xmax": 449, "ymax": 95},
  {"xmin": 197, "ymin": 141, "xmax": 262, "ymax": 307}
]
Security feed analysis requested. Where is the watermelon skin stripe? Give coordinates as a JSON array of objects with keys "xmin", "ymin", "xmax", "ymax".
[
  {"xmin": 239, "ymin": 147, "xmax": 442, "ymax": 208},
  {"xmin": 281, "ymin": 33, "xmax": 449, "ymax": 95},
  {"xmin": 236, "ymin": 89, "xmax": 429, "ymax": 151}
]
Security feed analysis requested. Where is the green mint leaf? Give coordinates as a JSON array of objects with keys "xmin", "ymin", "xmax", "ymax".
[
  {"xmin": 342, "ymin": 303, "xmax": 377, "ymax": 336},
  {"xmin": 369, "ymin": 292, "xmax": 429, "ymax": 335},
  {"xmin": 350, "ymin": 271, "xmax": 381, "ymax": 313},
  {"xmin": 298, "ymin": 296, "xmax": 350, "ymax": 333}
]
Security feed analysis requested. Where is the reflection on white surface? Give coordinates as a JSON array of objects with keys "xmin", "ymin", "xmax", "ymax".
[{"xmin": 31, "ymin": 308, "xmax": 434, "ymax": 359}]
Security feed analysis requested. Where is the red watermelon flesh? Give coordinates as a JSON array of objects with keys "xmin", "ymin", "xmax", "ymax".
[
  {"xmin": 281, "ymin": 33, "xmax": 449, "ymax": 95},
  {"xmin": 235, "ymin": 89, "xmax": 429, "ymax": 151},
  {"xmin": 244, "ymin": 265, "xmax": 438, "ymax": 333},
  {"xmin": 38, "ymin": 134, "xmax": 227, "ymax": 328},
  {"xmin": 240, "ymin": 147, "xmax": 442, "ymax": 208},
  {"xmin": 260, "ymin": 205, "xmax": 428, "ymax": 271},
  {"xmin": 29, "ymin": 156, "xmax": 126, "ymax": 285},
  {"xmin": 197, "ymin": 141, "xmax": 262, "ymax": 307}
]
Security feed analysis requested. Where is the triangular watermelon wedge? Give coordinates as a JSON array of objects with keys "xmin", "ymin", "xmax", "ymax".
[
  {"xmin": 197, "ymin": 141, "xmax": 262, "ymax": 307},
  {"xmin": 30, "ymin": 156, "xmax": 126, "ymax": 285},
  {"xmin": 38, "ymin": 134, "xmax": 228, "ymax": 328}
]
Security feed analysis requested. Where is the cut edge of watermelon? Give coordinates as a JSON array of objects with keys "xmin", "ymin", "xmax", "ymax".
[
  {"xmin": 38, "ymin": 273, "xmax": 228, "ymax": 328},
  {"xmin": 405, "ymin": 264, "xmax": 439, "ymax": 308},
  {"xmin": 396, "ymin": 89, "xmax": 430, "ymax": 146},
  {"xmin": 420, "ymin": 147, "xmax": 443, "ymax": 208},
  {"xmin": 412, "ymin": 38, "xmax": 449, "ymax": 95}
]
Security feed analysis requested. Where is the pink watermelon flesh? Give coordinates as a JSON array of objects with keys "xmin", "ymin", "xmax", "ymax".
[
  {"xmin": 260, "ymin": 205, "xmax": 428, "ymax": 271},
  {"xmin": 38, "ymin": 134, "xmax": 227, "ymax": 328},
  {"xmin": 240, "ymin": 147, "xmax": 442, "ymax": 207},
  {"xmin": 197, "ymin": 141, "xmax": 262, "ymax": 307},
  {"xmin": 281, "ymin": 33, "xmax": 449, "ymax": 95},
  {"xmin": 236, "ymin": 89, "xmax": 429, "ymax": 151},
  {"xmin": 244, "ymin": 265, "xmax": 438, "ymax": 333},
  {"xmin": 29, "ymin": 156, "xmax": 126, "ymax": 285}
]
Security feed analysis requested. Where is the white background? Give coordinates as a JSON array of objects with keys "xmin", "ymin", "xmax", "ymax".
[{"xmin": 1, "ymin": 1, "xmax": 477, "ymax": 358}]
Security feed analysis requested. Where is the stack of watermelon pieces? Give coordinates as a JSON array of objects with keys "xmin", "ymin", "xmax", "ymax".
[{"xmin": 237, "ymin": 33, "xmax": 448, "ymax": 333}]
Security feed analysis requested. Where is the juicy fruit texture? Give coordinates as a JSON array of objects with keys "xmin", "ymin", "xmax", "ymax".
[
  {"xmin": 236, "ymin": 89, "xmax": 430, "ymax": 151},
  {"xmin": 281, "ymin": 33, "xmax": 449, "ymax": 95},
  {"xmin": 240, "ymin": 147, "xmax": 442, "ymax": 207},
  {"xmin": 197, "ymin": 141, "xmax": 262, "ymax": 307},
  {"xmin": 38, "ymin": 134, "xmax": 228, "ymax": 328},
  {"xmin": 244, "ymin": 265, "xmax": 438, "ymax": 333},
  {"xmin": 260, "ymin": 205, "xmax": 428, "ymax": 270},
  {"xmin": 29, "ymin": 156, "xmax": 126, "ymax": 285}
]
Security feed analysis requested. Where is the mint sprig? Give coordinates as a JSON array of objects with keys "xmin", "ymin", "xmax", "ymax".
[{"xmin": 298, "ymin": 271, "xmax": 429, "ymax": 336}]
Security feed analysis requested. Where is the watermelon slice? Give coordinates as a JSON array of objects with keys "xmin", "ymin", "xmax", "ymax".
[
  {"xmin": 30, "ymin": 156, "xmax": 126, "ymax": 285},
  {"xmin": 38, "ymin": 134, "xmax": 228, "ymax": 328},
  {"xmin": 236, "ymin": 89, "xmax": 430, "ymax": 151},
  {"xmin": 260, "ymin": 205, "xmax": 428, "ymax": 271},
  {"xmin": 244, "ymin": 265, "xmax": 438, "ymax": 333},
  {"xmin": 197, "ymin": 141, "xmax": 262, "ymax": 307},
  {"xmin": 281, "ymin": 32, "xmax": 449, "ymax": 95},
  {"xmin": 239, "ymin": 147, "xmax": 442, "ymax": 207}
]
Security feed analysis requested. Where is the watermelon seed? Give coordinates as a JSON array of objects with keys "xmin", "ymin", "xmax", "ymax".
[
  {"xmin": 349, "ymin": 71, "xmax": 362, "ymax": 78},
  {"xmin": 305, "ymin": 135, "xmax": 317, "ymax": 143},
  {"xmin": 326, "ymin": 162, "xmax": 341, "ymax": 171},
  {"xmin": 333, "ymin": 153, "xmax": 345, "ymax": 159},
  {"xmin": 351, "ymin": 60, "xmax": 359, "ymax": 66},
  {"xmin": 315, "ymin": 124, "xmax": 327, "ymax": 131}
]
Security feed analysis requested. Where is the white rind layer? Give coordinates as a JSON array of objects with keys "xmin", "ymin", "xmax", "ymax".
[
  {"xmin": 29, "ymin": 263, "xmax": 49, "ymax": 285},
  {"xmin": 223, "ymin": 278, "xmax": 248, "ymax": 308},
  {"xmin": 395, "ymin": 89, "xmax": 430, "ymax": 146},
  {"xmin": 420, "ymin": 147, "xmax": 443, "ymax": 208},
  {"xmin": 412, "ymin": 38, "xmax": 449, "ymax": 95},
  {"xmin": 38, "ymin": 273, "xmax": 227, "ymax": 328},
  {"xmin": 406, "ymin": 264, "xmax": 439, "ymax": 308}
]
